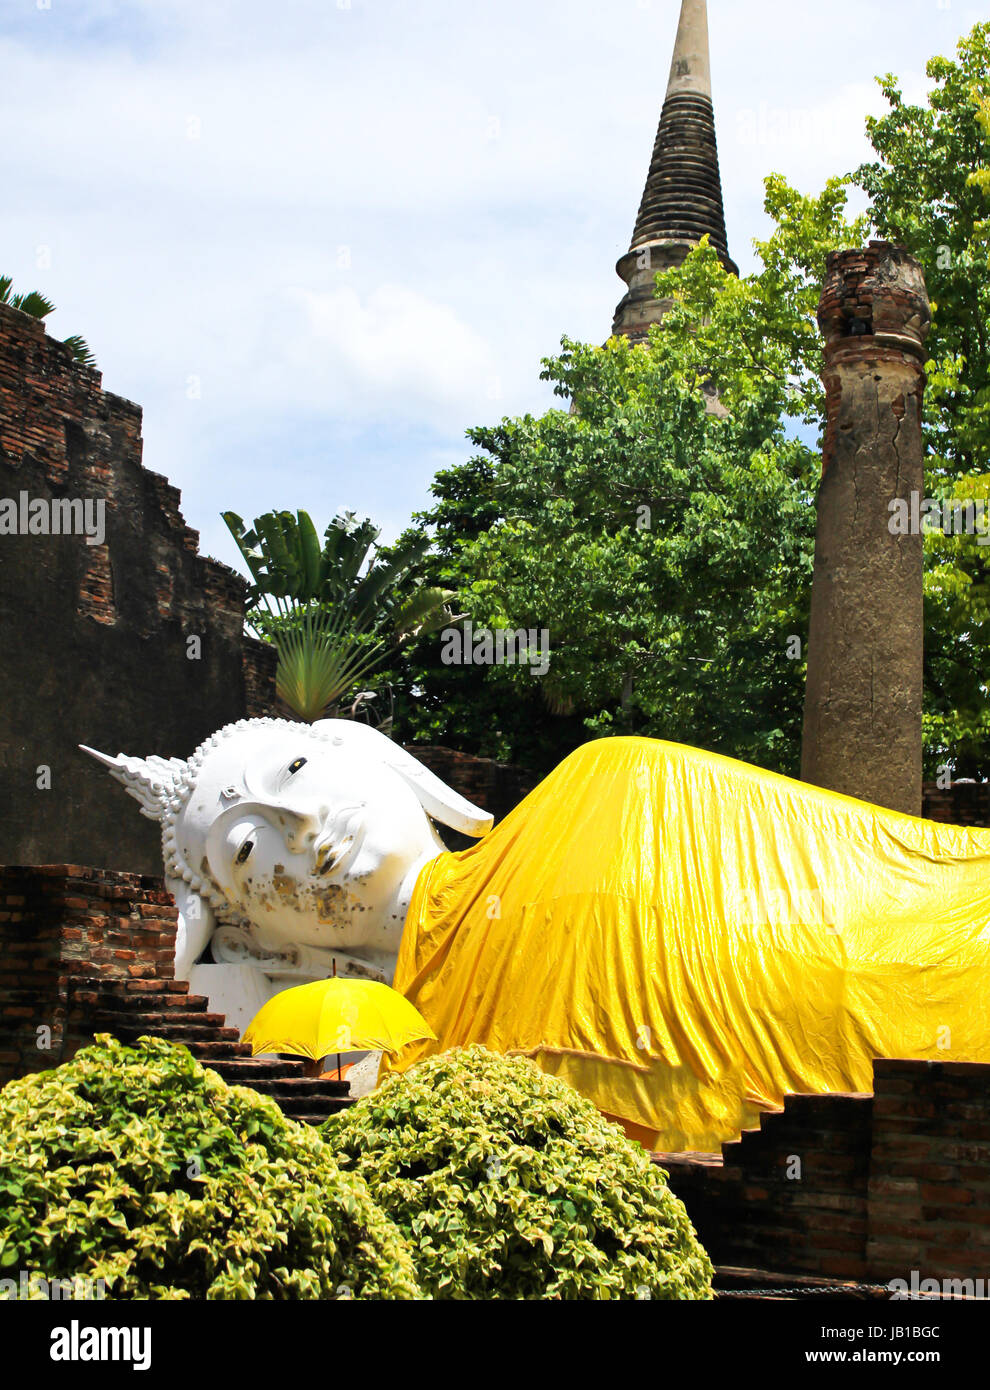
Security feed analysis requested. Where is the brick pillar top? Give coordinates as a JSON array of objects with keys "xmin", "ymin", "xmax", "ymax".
[
  {"xmin": 818, "ymin": 241, "xmax": 932, "ymax": 364},
  {"xmin": 818, "ymin": 242, "xmax": 931, "ymax": 478},
  {"xmin": 613, "ymin": 0, "xmax": 738, "ymax": 342}
]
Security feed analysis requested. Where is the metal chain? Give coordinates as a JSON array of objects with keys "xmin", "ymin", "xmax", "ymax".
[{"xmin": 716, "ymin": 1283, "xmax": 980, "ymax": 1300}]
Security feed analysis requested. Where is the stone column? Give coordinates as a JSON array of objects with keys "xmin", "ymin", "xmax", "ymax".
[{"xmin": 801, "ymin": 242, "xmax": 931, "ymax": 816}]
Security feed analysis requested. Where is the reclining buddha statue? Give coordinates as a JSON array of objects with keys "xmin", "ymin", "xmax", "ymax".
[{"xmin": 85, "ymin": 718, "xmax": 990, "ymax": 1151}]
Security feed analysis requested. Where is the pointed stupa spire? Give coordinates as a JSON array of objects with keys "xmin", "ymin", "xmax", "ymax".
[
  {"xmin": 612, "ymin": 0, "xmax": 737, "ymax": 341},
  {"xmin": 665, "ymin": 0, "xmax": 712, "ymax": 99}
]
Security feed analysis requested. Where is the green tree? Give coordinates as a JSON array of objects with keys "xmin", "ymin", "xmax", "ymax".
[
  {"xmin": 853, "ymin": 22, "xmax": 990, "ymax": 775},
  {"xmin": 382, "ymin": 461, "xmax": 588, "ymax": 772},
  {"xmin": 452, "ymin": 290, "xmax": 819, "ymax": 773},
  {"xmin": 326, "ymin": 1046, "xmax": 713, "ymax": 1301},
  {"xmin": 0, "ymin": 1035, "xmax": 420, "ymax": 1299},
  {"xmin": 854, "ymin": 22, "xmax": 989, "ymax": 476}
]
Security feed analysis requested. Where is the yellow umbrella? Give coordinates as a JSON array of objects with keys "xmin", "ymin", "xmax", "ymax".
[{"xmin": 242, "ymin": 978, "xmax": 436, "ymax": 1067}]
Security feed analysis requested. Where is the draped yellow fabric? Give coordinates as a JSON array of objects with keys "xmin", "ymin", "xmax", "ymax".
[{"xmin": 384, "ymin": 737, "xmax": 990, "ymax": 1152}]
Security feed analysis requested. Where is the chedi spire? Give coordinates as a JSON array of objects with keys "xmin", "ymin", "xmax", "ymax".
[{"xmin": 613, "ymin": 0, "xmax": 738, "ymax": 341}]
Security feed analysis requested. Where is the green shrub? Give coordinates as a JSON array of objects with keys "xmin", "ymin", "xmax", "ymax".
[
  {"xmin": 324, "ymin": 1046, "xmax": 713, "ymax": 1300},
  {"xmin": 0, "ymin": 1035, "xmax": 420, "ymax": 1300}
]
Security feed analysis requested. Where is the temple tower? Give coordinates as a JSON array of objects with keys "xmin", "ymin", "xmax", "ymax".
[{"xmin": 612, "ymin": 0, "xmax": 738, "ymax": 341}]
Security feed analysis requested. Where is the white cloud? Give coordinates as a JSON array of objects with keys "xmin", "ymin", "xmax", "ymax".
[
  {"xmin": 0, "ymin": 0, "xmax": 984, "ymax": 561},
  {"xmin": 269, "ymin": 283, "xmax": 499, "ymax": 420}
]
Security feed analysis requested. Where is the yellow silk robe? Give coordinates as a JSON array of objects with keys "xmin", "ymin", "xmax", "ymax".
[{"xmin": 385, "ymin": 737, "xmax": 990, "ymax": 1152}]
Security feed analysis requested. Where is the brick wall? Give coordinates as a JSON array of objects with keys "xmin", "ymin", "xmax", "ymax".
[
  {"xmin": 0, "ymin": 300, "xmax": 273, "ymax": 872},
  {"xmin": 243, "ymin": 637, "xmax": 279, "ymax": 719},
  {"xmin": 403, "ymin": 745, "xmax": 539, "ymax": 832},
  {"xmin": 656, "ymin": 1059, "xmax": 990, "ymax": 1284},
  {"xmin": 922, "ymin": 781, "xmax": 990, "ymax": 829},
  {"xmin": 0, "ymin": 863, "xmax": 352, "ymax": 1125},
  {"xmin": 0, "ymin": 864, "xmax": 177, "ymax": 1087},
  {"xmin": 867, "ymin": 1059, "xmax": 990, "ymax": 1282}
]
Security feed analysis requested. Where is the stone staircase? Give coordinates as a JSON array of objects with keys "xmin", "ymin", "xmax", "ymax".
[{"xmin": 67, "ymin": 977, "xmax": 353, "ymax": 1127}]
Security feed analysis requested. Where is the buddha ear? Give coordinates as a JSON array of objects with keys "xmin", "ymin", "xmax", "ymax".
[
  {"xmin": 312, "ymin": 720, "xmax": 493, "ymax": 837},
  {"xmin": 79, "ymin": 746, "xmax": 187, "ymax": 822}
]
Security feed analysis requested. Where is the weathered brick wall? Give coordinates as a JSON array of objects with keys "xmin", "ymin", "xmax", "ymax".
[
  {"xmin": 243, "ymin": 637, "xmax": 279, "ymax": 719},
  {"xmin": 657, "ymin": 1059, "xmax": 990, "ymax": 1284},
  {"xmin": 0, "ymin": 864, "xmax": 176, "ymax": 1087},
  {"xmin": 0, "ymin": 300, "xmax": 272, "ymax": 872},
  {"xmin": 923, "ymin": 782, "xmax": 990, "ymax": 829},
  {"xmin": 867, "ymin": 1059, "xmax": 990, "ymax": 1283},
  {"xmin": 404, "ymin": 745, "xmax": 539, "ymax": 830}
]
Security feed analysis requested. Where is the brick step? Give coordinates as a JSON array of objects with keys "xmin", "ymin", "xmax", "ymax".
[
  {"xmin": 87, "ymin": 995, "xmax": 214, "ymax": 1017},
  {"xmin": 85, "ymin": 1009, "xmax": 230, "ymax": 1030},
  {"xmin": 95, "ymin": 1030, "xmax": 248, "ymax": 1060},
  {"xmin": 260, "ymin": 1089, "xmax": 350, "ymax": 1114},
  {"xmin": 77, "ymin": 991, "xmax": 210, "ymax": 1015},
  {"xmin": 90, "ymin": 1018, "xmax": 242, "ymax": 1045},
  {"xmin": 72, "ymin": 991, "xmax": 209, "ymax": 1015},
  {"xmin": 248, "ymin": 1092, "xmax": 349, "ymax": 1120},
  {"xmin": 72, "ymin": 976, "xmax": 189, "ymax": 995},
  {"xmin": 263, "ymin": 1078, "xmax": 352, "ymax": 1100},
  {"xmin": 72, "ymin": 978, "xmax": 190, "ymax": 1000},
  {"xmin": 175, "ymin": 1040, "xmax": 252, "ymax": 1060},
  {"xmin": 245, "ymin": 1088, "xmax": 353, "ymax": 1123},
  {"xmin": 89, "ymin": 1008, "xmax": 233, "ymax": 1030},
  {"xmin": 206, "ymin": 1058, "xmax": 314, "ymax": 1082}
]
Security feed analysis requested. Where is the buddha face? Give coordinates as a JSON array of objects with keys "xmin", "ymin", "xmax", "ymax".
[
  {"xmin": 83, "ymin": 716, "xmax": 492, "ymax": 973},
  {"xmin": 185, "ymin": 726, "xmax": 445, "ymax": 956}
]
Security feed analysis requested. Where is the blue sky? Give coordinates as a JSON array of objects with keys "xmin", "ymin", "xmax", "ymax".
[{"xmin": 1, "ymin": 0, "xmax": 984, "ymax": 572}]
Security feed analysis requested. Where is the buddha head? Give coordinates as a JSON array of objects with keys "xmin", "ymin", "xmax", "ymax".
[{"xmin": 82, "ymin": 718, "xmax": 492, "ymax": 963}]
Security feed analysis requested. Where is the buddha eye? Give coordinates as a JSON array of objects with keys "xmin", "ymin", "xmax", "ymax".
[
  {"xmin": 288, "ymin": 757, "xmax": 307, "ymax": 776},
  {"xmin": 236, "ymin": 840, "xmax": 254, "ymax": 865}
]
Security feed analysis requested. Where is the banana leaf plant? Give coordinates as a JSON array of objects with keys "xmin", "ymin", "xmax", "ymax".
[{"xmin": 222, "ymin": 508, "xmax": 455, "ymax": 722}]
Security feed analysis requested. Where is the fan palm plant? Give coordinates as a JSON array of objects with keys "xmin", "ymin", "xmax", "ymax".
[
  {"xmin": 223, "ymin": 508, "xmax": 454, "ymax": 722},
  {"xmin": 0, "ymin": 276, "xmax": 96, "ymax": 367}
]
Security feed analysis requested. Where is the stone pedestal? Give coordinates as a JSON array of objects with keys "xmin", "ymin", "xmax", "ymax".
[{"xmin": 801, "ymin": 243, "xmax": 931, "ymax": 815}]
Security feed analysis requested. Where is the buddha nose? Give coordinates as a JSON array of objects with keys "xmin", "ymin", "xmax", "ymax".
[{"xmin": 282, "ymin": 807, "xmax": 330, "ymax": 851}]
